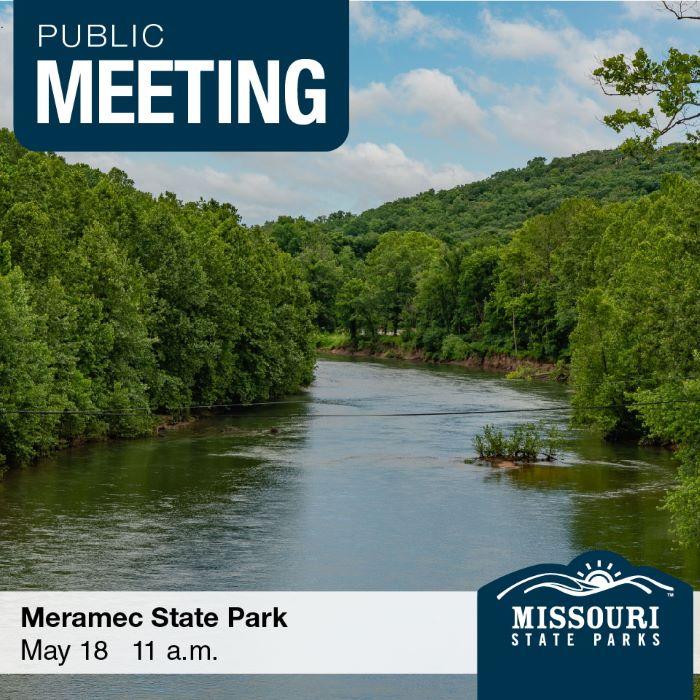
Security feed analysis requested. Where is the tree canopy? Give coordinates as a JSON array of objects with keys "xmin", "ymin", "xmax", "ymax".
[{"xmin": 0, "ymin": 129, "xmax": 316, "ymax": 465}]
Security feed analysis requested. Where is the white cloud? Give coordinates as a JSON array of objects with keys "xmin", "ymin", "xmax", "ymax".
[
  {"xmin": 621, "ymin": 1, "xmax": 699, "ymax": 36},
  {"xmin": 491, "ymin": 83, "xmax": 618, "ymax": 154},
  {"xmin": 324, "ymin": 142, "xmax": 477, "ymax": 204},
  {"xmin": 452, "ymin": 68, "xmax": 503, "ymax": 96},
  {"xmin": 65, "ymin": 143, "xmax": 478, "ymax": 224},
  {"xmin": 350, "ymin": 81, "xmax": 395, "ymax": 121},
  {"xmin": 240, "ymin": 143, "xmax": 479, "ymax": 215},
  {"xmin": 350, "ymin": 2, "xmax": 465, "ymax": 45},
  {"xmin": 393, "ymin": 4, "xmax": 465, "ymax": 43},
  {"xmin": 622, "ymin": 1, "xmax": 672, "ymax": 22},
  {"xmin": 476, "ymin": 11, "xmax": 562, "ymax": 60},
  {"xmin": 350, "ymin": 2, "xmax": 390, "ymax": 42},
  {"xmin": 0, "ymin": 9, "xmax": 13, "ymax": 129},
  {"xmin": 351, "ymin": 68, "xmax": 489, "ymax": 140},
  {"xmin": 475, "ymin": 10, "xmax": 641, "ymax": 88},
  {"xmin": 471, "ymin": 8, "xmax": 668, "ymax": 155},
  {"xmin": 397, "ymin": 69, "xmax": 489, "ymax": 136},
  {"xmin": 561, "ymin": 28, "xmax": 641, "ymax": 87}
]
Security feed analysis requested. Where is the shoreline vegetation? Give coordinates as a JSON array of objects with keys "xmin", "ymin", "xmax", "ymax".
[
  {"xmin": 0, "ymin": 129, "xmax": 316, "ymax": 470},
  {"xmin": 316, "ymin": 332, "xmax": 564, "ymax": 380}
]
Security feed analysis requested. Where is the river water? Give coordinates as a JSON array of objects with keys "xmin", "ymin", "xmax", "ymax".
[{"xmin": 1, "ymin": 357, "xmax": 698, "ymax": 698}]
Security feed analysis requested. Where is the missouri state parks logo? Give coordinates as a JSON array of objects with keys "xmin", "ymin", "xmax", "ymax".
[
  {"xmin": 478, "ymin": 551, "xmax": 692, "ymax": 700},
  {"xmin": 497, "ymin": 555, "xmax": 675, "ymax": 599}
]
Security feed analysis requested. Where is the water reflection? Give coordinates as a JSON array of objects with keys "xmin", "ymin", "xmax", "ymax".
[
  {"xmin": 0, "ymin": 356, "xmax": 697, "ymax": 699},
  {"xmin": 0, "ymin": 403, "xmax": 313, "ymax": 589},
  {"xmin": 487, "ymin": 439, "xmax": 700, "ymax": 582}
]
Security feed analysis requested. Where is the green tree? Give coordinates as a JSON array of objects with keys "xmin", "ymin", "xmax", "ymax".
[
  {"xmin": 488, "ymin": 214, "xmax": 566, "ymax": 359},
  {"xmin": 571, "ymin": 176, "xmax": 700, "ymax": 438},
  {"xmin": 297, "ymin": 243, "xmax": 346, "ymax": 330},
  {"xmin": 594, "ymin": 5, "xmax": 700, "ymax": 157},
  {"xmin": 0, "ymin": 269, "xmax": 61, "ymax": 463},
  {"xmin": 633, "ymin": 370, "xmax": 700, "ymax": 547},
  {"xmin": 414, "ymin": 243, "xmax": 500, "ymax": 355},
  {"xmin": 364, "ymin": 231, "xmax": 443, "ymax": 334},
  {"xmin": 336, "ymin": 275, "xmax": 379, "ymax": 345}
]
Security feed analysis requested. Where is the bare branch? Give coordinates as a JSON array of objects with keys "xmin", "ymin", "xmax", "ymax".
[{"xmin": 662, "ymin": 1, "xmax": 700, "ymax": 20}]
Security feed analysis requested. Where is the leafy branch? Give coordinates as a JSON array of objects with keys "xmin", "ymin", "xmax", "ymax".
[{"xmin": 594, "ymin": 5, "xmax": 700, "ymax": 158}]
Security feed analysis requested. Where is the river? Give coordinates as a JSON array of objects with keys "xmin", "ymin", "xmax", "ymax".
[{"xmin": 1, "ymin": 356, "xmax": 698, "ymax": 698}]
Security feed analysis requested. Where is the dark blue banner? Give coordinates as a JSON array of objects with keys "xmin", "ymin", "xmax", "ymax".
[
  {"xmin": 478, "ymin": 551, "xmax": 693, "ymax": 700},
  {"xmin": 13, "ymin": 0, "xmax": 349, "ymax": 151}
]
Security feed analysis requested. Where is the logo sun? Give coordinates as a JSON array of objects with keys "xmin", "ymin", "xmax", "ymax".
[{"xmin": 577, "ymin": 559, "xmax": 622, "ymax": 587}]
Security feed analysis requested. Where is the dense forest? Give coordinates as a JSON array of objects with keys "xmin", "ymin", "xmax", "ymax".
[
  {"xmin": 262, "ymin": 145, "xmax": 694, "ymax": 260},
  {"xmin": 0, "ymin": 128, "xmax": 316, "ymax": 466},
  {"xmin": 258, "ymin": 144, "xmax": 700, "ymax": 547},
  {"xmin": 259, "ymin": 144, "xmax": 695, "ymax": 357},
  {"xmin": 325, "ymin": 146, "xmax": 695, "ymax": 242}
]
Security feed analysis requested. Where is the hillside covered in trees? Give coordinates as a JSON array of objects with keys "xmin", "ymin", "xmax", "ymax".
[
  {"xmin": 260, "ymin": 144, "xmax": 697, "ymax": 347},
  {"xmin": 285, "ymin": 144, "xmax": 694, "ymax": 251},
  {"xmin": 0, "ymin": 128, "xmax": 315, "ymax": 466}
]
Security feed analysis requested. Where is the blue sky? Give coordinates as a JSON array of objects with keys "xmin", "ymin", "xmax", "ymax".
[{"xmin": 0, "ymin": 1, "xmax": 696, "ymax": 222}]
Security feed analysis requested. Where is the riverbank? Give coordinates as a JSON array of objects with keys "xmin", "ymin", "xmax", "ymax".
[
  {"xmin": 0, "ymin": 401, "xmax": 293, "ymax": 475},
  {"xmin": 316, "ymin": 334, "xmax": 567, "ymax": 381}
]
